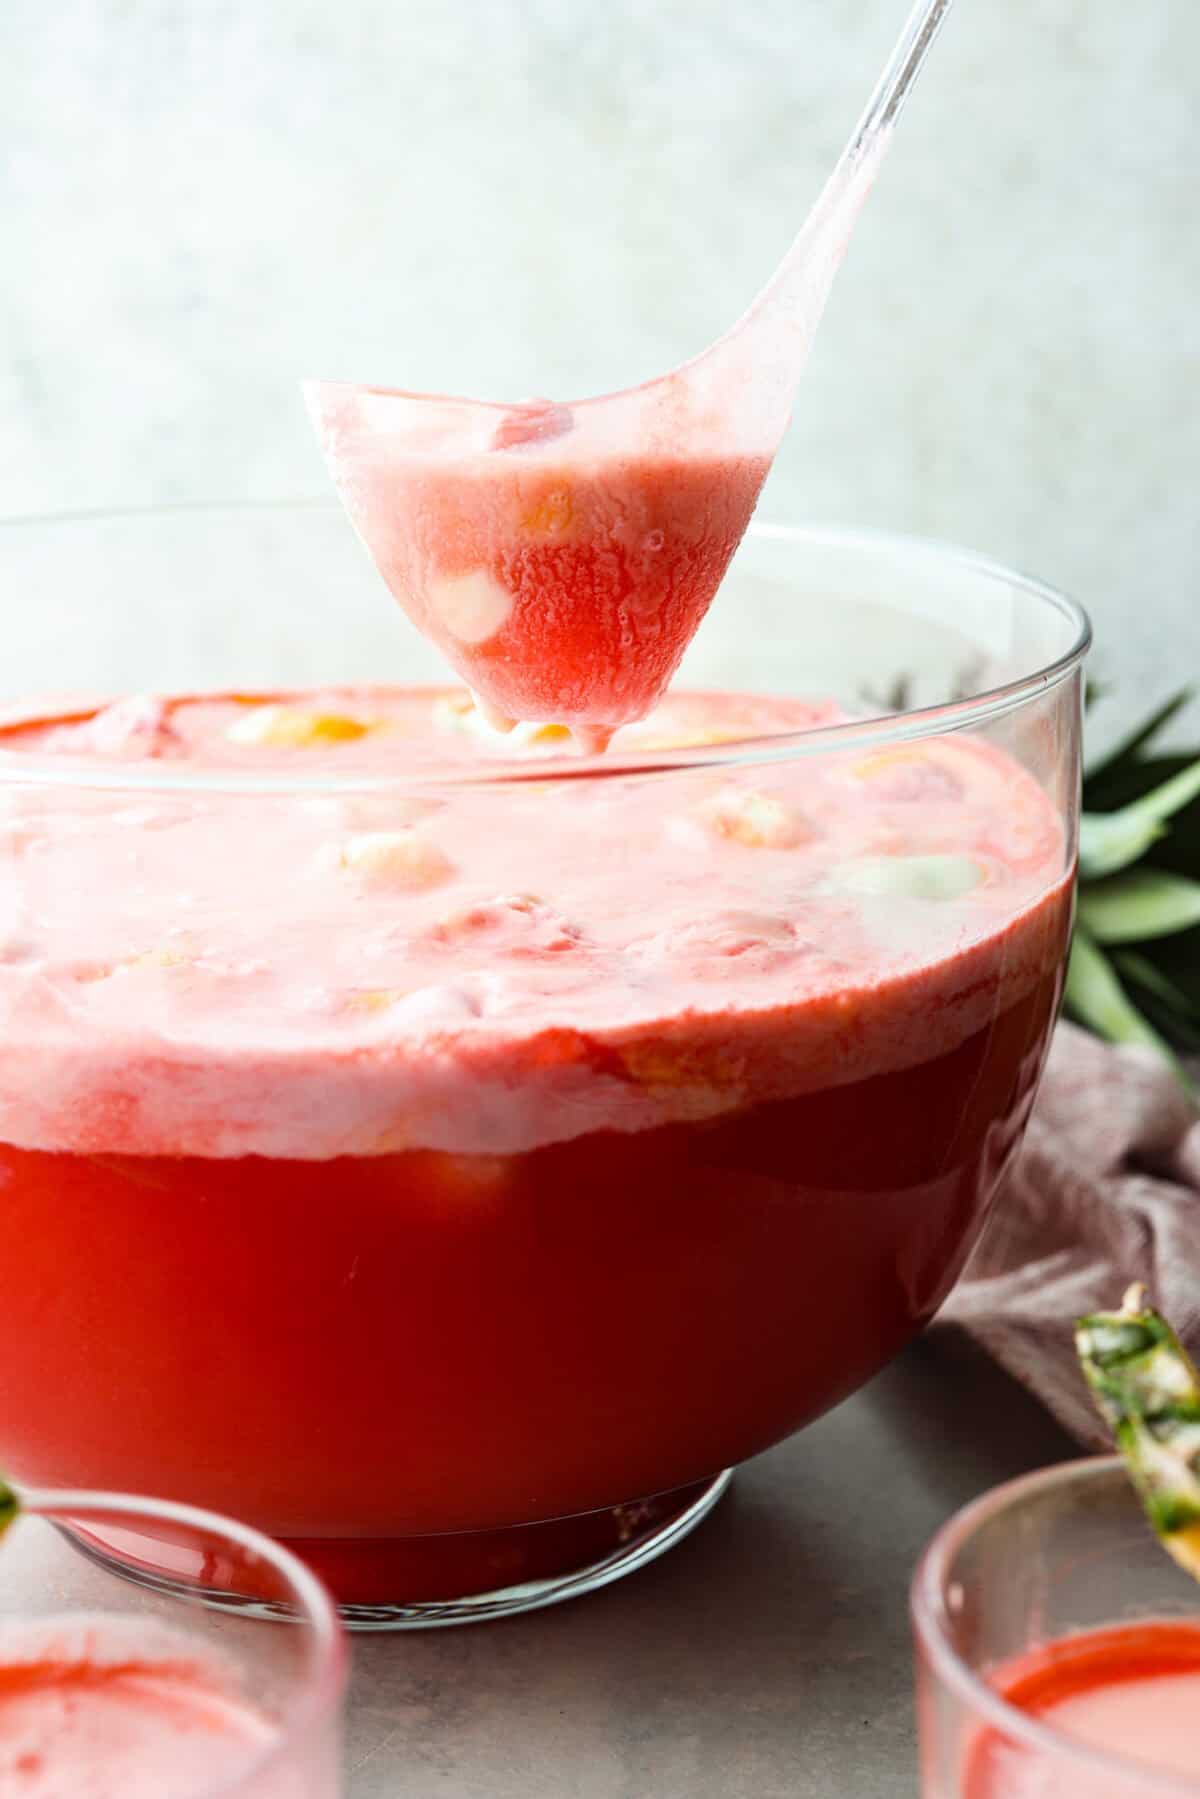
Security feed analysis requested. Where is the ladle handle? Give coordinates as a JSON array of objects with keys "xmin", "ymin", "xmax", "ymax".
[
  {"xmin": 847, "ymin": 0, "xmax": 956, "ymax": 155},
  {"xmin": 715, "ymin": 0, "xmax": 957, "ymax": 405}
]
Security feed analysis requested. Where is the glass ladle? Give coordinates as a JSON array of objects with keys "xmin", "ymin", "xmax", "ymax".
[{"xmin": 307, "ymin": 0, "xmax": 956, "ymax": 751}]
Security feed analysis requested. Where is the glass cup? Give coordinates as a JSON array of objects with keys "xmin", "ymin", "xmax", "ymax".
[
  {"xmin": 0, "ymin": 1485, "xmax": 346, "ymax": 1795},
  {"xmin": 0, "ymin": 508, "xmax": 1089, "ymax": 1625},
  {"xmin": 912, "ymin": 1457, "xmax": 1200, "ymax": 1797}
]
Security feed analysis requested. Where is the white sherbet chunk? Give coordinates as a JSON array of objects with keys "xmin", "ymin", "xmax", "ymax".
[
  {"xmin": 829, "ymin": 854, "xmax": 983, "ymax": 901},
  {"xmin": 427, "ymin": 570, "xmax": 513, "ymax": 645},
  {"xmin": 340, "ymin": 830, "xmax": 454, "ymax": 891}
]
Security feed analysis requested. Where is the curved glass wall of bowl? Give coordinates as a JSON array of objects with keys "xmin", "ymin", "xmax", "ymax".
[
  {"xmin": 0, "ymin": 1486, "xmax": 345, "ymax": 1794},
  {"xmin": 0, "ymin": 510, "xmax": 1088, "ymax": 1627}
]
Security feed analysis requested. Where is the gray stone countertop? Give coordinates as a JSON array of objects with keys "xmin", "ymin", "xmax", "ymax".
[{"xmin": 345, "ymin": 1337, "xmax": 1075, "ymax": 1797}]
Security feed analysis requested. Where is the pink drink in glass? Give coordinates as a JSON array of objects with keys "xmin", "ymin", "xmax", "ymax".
[
  {"xmin": 0, "ymin": 1489, "xmax": 345, "ymax": 1797},
  {"xmin": 914, "ymin": 1460, "xmax": 1200, "ymax": 1799}
]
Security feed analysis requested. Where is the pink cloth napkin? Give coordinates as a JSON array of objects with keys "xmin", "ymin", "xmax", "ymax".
[{"xmin": 934, "ymin": 1020, "xmax": 1200, "ymax": 1448}]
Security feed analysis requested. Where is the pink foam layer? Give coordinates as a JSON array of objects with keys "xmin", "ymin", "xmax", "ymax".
[{"xmin": 0, "ymin": 688, "xmax": 1068, "ymax": 1160}]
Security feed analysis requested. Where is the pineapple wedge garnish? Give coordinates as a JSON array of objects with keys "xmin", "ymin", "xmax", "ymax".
[{"xmin": 1075, "ymin": 1283, "xmax": 1200, "ymax": 1578}]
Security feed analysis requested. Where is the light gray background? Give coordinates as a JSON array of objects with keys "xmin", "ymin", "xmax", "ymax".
[{"xmin": 3, "ymin": 1, "xmax": 1197, "ymax": 721}]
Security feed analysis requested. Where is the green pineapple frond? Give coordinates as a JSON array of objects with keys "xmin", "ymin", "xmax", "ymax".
[
  {"xmin": 1084, "ymin": 688, "xmax": 1196, "ymax": 790},
  {"xmin": 0, "ymin": 1477, "xmax": 18, "ymax": 1539},
  {"xmin": 1065, "ymin": 930, "xmax": 1183, "ymax": 1067},
  {"xmin": 1079, "ymin": 761, "xmax": 1200, "ymax": 881},
  {"xmin": 1076, "ymin": 1285, "xmax": 1200, "ymax": 1580},
  {"xmin": 1069, "ymin": 688, "xmax": 1200, "ymax": 1093}
]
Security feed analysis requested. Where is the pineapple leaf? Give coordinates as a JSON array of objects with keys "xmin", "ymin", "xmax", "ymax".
[
  {"xmin": 1114, "ymin": 976, "xmax": 1200, "ymax": 1055},
  {"xmin": 1084, "ymin": 687, "xmax": 1195, "ymax": 786},
  {"xmin": 1084, "ymin": 753, "xmax": 1200, "ymax": 819},
  {"xmin": 1077, "ymin": 870, "xmax": 1200, "ymax": 945},
  {"xmin": 1064, "ymin": 929, "xmax": 1186, "ymax": 1076},
  {"xmin": 1071, "ymin": 689, "xmax": 1200, "ymax": 1072},
  {"xmin": 1079, "ymin": 811, "xmax": 1168, "ymax": 880},
  {"xmin": 1114, "ymin": 950, "xmax": 1200, "ymax": 1025},
  {"xmin": 1079, "ymin": 758, "xmax": 1200, "ymax": 879},
  {"xmin": 1149, "ymin": 932, "xmax": 1200, "ymax": 1013}
]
